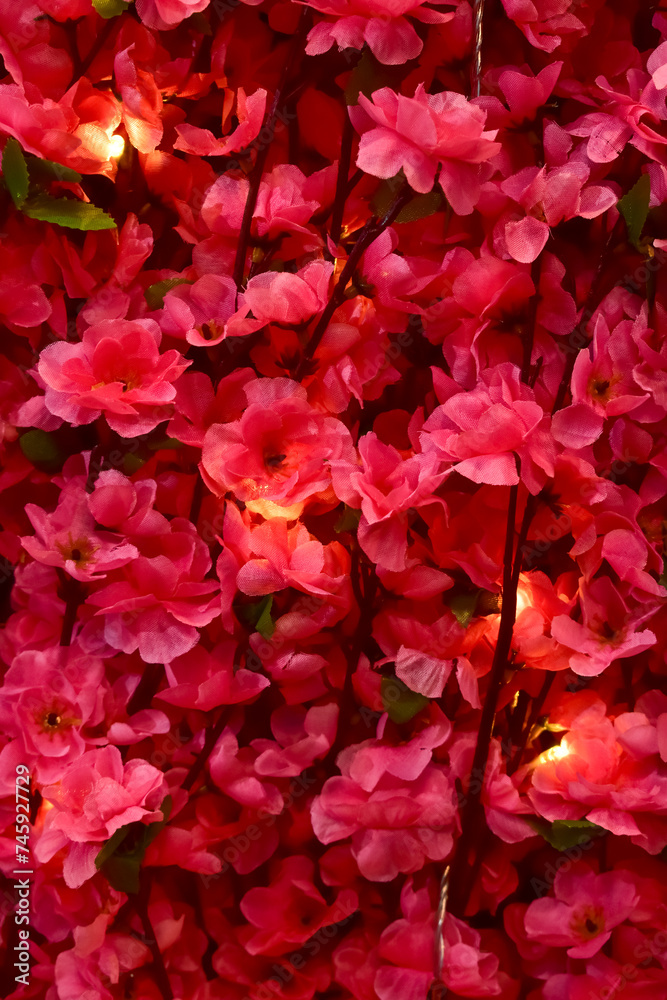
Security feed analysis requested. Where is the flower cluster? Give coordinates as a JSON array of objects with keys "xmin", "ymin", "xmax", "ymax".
[{"xmin": 1, "ymin": 1, "xmax": 667, "ymax": 999}]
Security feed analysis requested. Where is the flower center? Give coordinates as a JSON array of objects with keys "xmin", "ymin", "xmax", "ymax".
[{"xmin": 55, "ymin": 535, "xmax": 97, "ymax": 568}]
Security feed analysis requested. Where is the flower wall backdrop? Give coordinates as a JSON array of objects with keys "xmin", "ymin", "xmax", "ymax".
[{"xmin": 1, "ymin": 0, "xmax": 667, "ymax": 998}]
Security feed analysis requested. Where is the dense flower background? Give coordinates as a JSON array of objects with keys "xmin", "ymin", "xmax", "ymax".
[{"xmin": 1, "ymin": 0, "xmax": 667, "ymax": 997}]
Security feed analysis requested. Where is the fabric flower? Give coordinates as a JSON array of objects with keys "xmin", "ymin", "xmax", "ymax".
[{"xmin": 349, "ymin": 85, "xmax": 500, "ymax": 211}]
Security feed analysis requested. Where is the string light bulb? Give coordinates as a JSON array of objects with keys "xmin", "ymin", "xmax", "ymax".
[
  {"xmin": 108, "ymin": 134, "xmax": 125, "ymax": 159},
  {"xmin": 515, "ymin": 581, "xmax": 533, "ymax": 616},
  {"xmin": 540, "ymin": 742, "xmax": 571, "ymax": 764}
]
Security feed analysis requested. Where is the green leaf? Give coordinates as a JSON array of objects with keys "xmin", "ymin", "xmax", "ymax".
[
  {"xmin": 381, "ymin": 675, "xmax": 429, "ymax": 724},
  {"xmin": 238, "ymin": 594, "xmax": 276, "ymax": 638},
  {"xmin": 146, "ymin": 437, "xmax": 184, "ymax": 451},
  {"xmin": 395, "ymin": 190, "xmax": 444, "ymax": 224},
  {"xmin": 123, "ymin": 453, "xmax": 145, "ymax": 475},
  {"xmin": 334, "ymin": 505, "xmax": 361, "ymax": 534},
  {"xmin": 344, "ymin": 49, "xmax": 391, "ymax": 106},
  {"xmin": 28, "ymin": 158, "xmax": 82, "ymax": 184},
  {"xmin": 618, "ymin": 174, "xmax": 651, "ymax": 249},
  {"xmin": 449, "ymin": 593, "xmax": 479, "ymax": 628},
  {"xmin": 95, "ymin": 796, "xmax": 171, "ymax": 895},
  {"xmin": 255, "ymin": 595, "xmax": 275, "ymax": 640},
  {"xmin": 528, "ymin": 818, "xmax": 607, "ymax": 851},
  {"xmin": 144, "ymin": 278, "xmax": 194, "ymax": 310},
  {"xmin": 93, "ymin": 0, "xmax": 130, "ymax": 17},
  {"xmin": 2, "ymin": 138, "xmax": 29, "ymax": 208},
  {"xmin": 22, "ymin": 193, "xmax": 116, "ymax": 231},
  {"xmin": 19, "ymin": 429, "xmax": 65, "ymax": 471}
]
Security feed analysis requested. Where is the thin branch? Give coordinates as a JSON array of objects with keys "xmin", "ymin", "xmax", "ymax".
[
  {"xmin": 181, "ymin": 707, "xmax": 230, "ymax": 792},
  {"xmin": 330, "ymin": 113, "xmax": 355, "ymax": 247},
  {"xmin": 296, "ymin": 180, "xmax": 414, "ymax": 377},
  {"xmin": 446, "ymin": 478, "xmax": 520, "ymax": 917},
  {"xmin": 127, "ymin": 662, "xmax": 164, "ymax": 717},
  {"xmin": 231, "ymin": 9, "xmax": 310, "ymax": 292},
  {"xmin": 134, "ymin": 874, "xmax": 174, "ymax": 1000}
]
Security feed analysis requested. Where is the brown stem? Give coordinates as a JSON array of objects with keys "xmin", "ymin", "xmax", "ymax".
[
  {"xmin": 68, "ymin": 16, "xmax": 119, "ymax": 89},
  {"xmin": 181, "ymin": 707, "xmax": 230, "ymax": 792},
  {"xmin": 296, "ymin": 181, "xmax": 413, "ymax": 377},
  {"xmin": 507, "ymin": 671, "xmax": 555, "ymax": 776},
  {"xmin": 447, "ymin": 478, "xmax": 520, "ymax": 917},
  {"xmin": 127, "ymin": 662, "xmax": 163, "ymax": 716},
  {"xmin": 57, "ymin": 570, "xmax": 83, "ymax": 647},
  {"xmin": 134, "ymin": 874, "xmax": 174, "ymax": 1000},
  {"xmin": 330, "ymin": 113, "xmax": 355, "ymax": 247},
  {"xmin": 231, "ymin": 9, "xmax": 310, "ymax": 292}
]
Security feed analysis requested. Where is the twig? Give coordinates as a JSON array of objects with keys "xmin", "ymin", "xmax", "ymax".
[
  {"xmin": 181, "ymin": 707, "xmax": 230, "ymax": 792},
  {"xmin": 296, "ymin": 181, "xmax": 414, "ymax": 377},
  {"xmin": 127, "ymin": 662, "xmax": 164, "ymax": 717},
  {"xmin": 330, "ymin": 113, "xmax": 355, "ymax": 247},
  {"xmin": 57, "ymin": 570, "xmax": 82, "ymax": 647},
  {"xmin": 446, "ymin": 477, "xmax": 520, "ymax": 917},
  {"xmin": 133, "ymin": 874, "xmax": 174, "ymax": 1000},
  {"xmin": 231, "ymin": 9, "xmax": 310, "ymax": 292}
]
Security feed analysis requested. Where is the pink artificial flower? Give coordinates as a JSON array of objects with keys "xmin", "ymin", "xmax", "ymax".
[
  {"xmin": 37, "ymin": 745, "xmax": 166, "ymax": 888},
  {"xmin": 85, "ymin": 522, "xmax": 219, "ymax": 663},
  {"xmin": 570, "ymin": 310, "xmax": 650, "ymax": 418},
  {"xmin": 168, "ymin": 369, "xmax": 255, "ymax": 448},
  {"xmin": 349, "ymin": 85, "xmax": 500, "ymax": 211},
  {"xmin": 239, "ymin": 855, "xmax": 357, "ymax": 955},
  {"xmin": 224, "ymin": 261, "xmax": 333, "ymax": 339},
  {"xmin": 420, "ymin": 362, "xmax": 554, "ymax": 494},
  {"xmin": 0, "ymin": 646, "xmax": 106, "ymax": 782},
  {"xmin": 336, "ymin": 705, "xmax": 451, "ymax": 791},
  {"xmin": 174, "ymin": 87, "xmax": 267, "ymax": 156},
  {"xmin": 528, "ymin": 697, "xmax": 667, "ymax": 853},
  {"xmin": 500, "ymin": 0, "xmax": 585, "ymax": 53},
  {"xmin": 159, "ymin": 273, "xmax": 238, "ymax": 347},
  {"xmin": 251, "ymin": 704, "xmax": 339, "ymax": 778},
  {"xmin": 209, "ymin": 728, "xmax": 285, "ymax": 817},
  {"xmin": 305, "ymin": 0, "xmax": 453, "ymax": 66},
  {"xmin": 157, "ymin": 640, "xmax": 270, "ymax": 712},
  {"xmin": 201, "ymin": 377, "xmax": 355, "ymax": 519},
  {"xmin": 372, "ymin": 602, "xmax": 477, "ymax": 703},
  {"xmin": 311, "ymin": 743, "xmax": 456, "ymax": 881},
  {"xmin": 218, "ymin": 503, "xmax": 352, "ymax": 631},
  {"xmin": 523, "ymin": 864, "xmax": 638, "ymax": 958},
  {"xmin": 437, "ymin": 914, "xmax": 505, "ymax": 997},
  {"xmin": 329, "ymin": 432, "xmax": 446, "ymax": 573},
  {"xmin": 550, "ymin": 576, "xmax": 657, "ymax": 676},
  {"xmin": 21, "ymin": 483, "xmax": 138, "ymax": 582},
  {"xmin": 136, "ymin": 0, "xmax": 210, "ymax": 30},
  {"xmin": 114, "ymin": 42, "xmax": 163, "ymax": 154},
  {"xmin": 498, "ymin": 162, "xmax": 617, "ymax": 263},
  {"xmin": 449, "ymin": 735, "xmax": 534, "ymax": 843},
  {"xmin": 373, "ymin": 879, "xmax": 434, "ymax": 1000},
  {"xmin": 422, "ymin": 251, "xmax": 576, "ymax": 388},
  {"xmin": 37, "ymin": 319, "xmax": 190, "ymax": 437},
  {"xmin": 0, "ymin": 79, "xmax": 122, "ymax": 177}
]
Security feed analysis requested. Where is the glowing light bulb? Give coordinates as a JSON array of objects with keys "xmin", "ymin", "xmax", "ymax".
[
  {"xmin": 541, "ymin": 742, "xmax": 570, "ymax": 763},
  {"xmin": 108, "ymin": 134, "xmax": 125, "ymax": 159},
  {"xmin": 515, "ymin": 584, "xmax": 532, "ymax": 616}
]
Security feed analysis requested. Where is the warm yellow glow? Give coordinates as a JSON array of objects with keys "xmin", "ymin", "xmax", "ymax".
[
  {"xmin": 245, "ymin": 498, "xmax": 304, "ymax": 520},
  {"xmin": 108, "ymin": 133, "xmax": 125, "ymax": 159},
  {"xmin": 540, "ymin": 742, "xmax": 571, "ymax": 764},
  {"xmin": 516, "ymin": 583, "xmax": 532, "ymax": 616}
]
